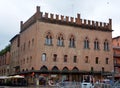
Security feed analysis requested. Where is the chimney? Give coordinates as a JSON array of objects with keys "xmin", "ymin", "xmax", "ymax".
[
  {"xmin": 20, "ymin": 21, "xmax": 23, "ymax": 31},
  {"xmin": 100, "ymin": 22, "xmax": 102, "ymax": 27},
  {"xmin": 88, "ymin": 20, "xmax": 90, "ymax": 25},
  {"xmin": 109, "ymin": 19, "xmax": 112, "ymax": 30},
  {"xmin": 84, "ymin": 19, "xmax": 86, "ymax": 25},
  {"xmin": 66, "ymin": 16, "xmax": 69, "ymax": 22},
  {"xmin": 35, "ymin": 6, "xmax": 41, "ymax": 20},
  {"xmin": 96, "ymin": 21, "xmax": 98, "ymax": 27},
  {"xmin": 61, "ymin": 15, "xmax": 64, "ymax": 21},
  {"xmin": 56, "ymin": 14, "xmax": 59, "ymax": 20},
  {"xmin": 45, "ymin": 13, "xmax": 48, "ymax": 18},
  {"xmin": 36, "ymin": 6, "xmax": 40, "ymax": 12},
  {"xmin": 76, "ymin": 14, "xmax": 81, "ymax": 25},
  {"xmin": 92, "ymin": 21, "xmax": 95, "ymax": 27},
  {"xmin": 77, "ymin": 13, "xmax": 80, "ymax": 19},
  {"xmin": 104, "ymin": 23, "xmax": 106, "ymax": 28},
  {"xmin": 50, "ymin": 14, "xmax": 54, "ymax": 20},
  {"xmin": 70, "ymin": 17, "xmax": 74, "ymax": 23}
]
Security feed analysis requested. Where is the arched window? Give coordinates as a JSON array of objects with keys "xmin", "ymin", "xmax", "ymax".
[
  {"xmin": 28, "ymin": 40, "xmax": 30, "ymax": 48},
  {"xmin": 31, "ymin": 67, "xmax": 34, "ymax": 70},
  {"xmin": 40, "ymin": 65, "xmax": 48, "ymax": 72},
  {"xmin": 23, "ymin": 58, "xmax": 25, "ymax": 64},
  {"xmin": 57, "ymin": 34, "xmax": 64, "ymax": 46},
  {"xmin": 42, "ymin": 53, "xmax": 46, "ymax": 62},
  {"xmin": 22, "ymin": 69, "xmax": 24, "ymax": 72},
  {"xmin": 51, "ymin": 66, "xmax": 60, "ymax": 73},
  {"xmin": 73, "ymin": 56, "xmax": 77, "ymax": 63},
  {"xmin": 102, "ymin": 67, "xmax": 104, "ymax": 72},
  {"xmin": 23, "ymin": 43, "xmax": 26, "ymax": 51},
  {"xmin": 26, "ymin": 69, "xmax": 28, "ymax": 71},
  {"xmin": 91, "ymin": 67, "xmax": 94, "ymax": 71},
  {"xmin": 32, "ymin": 38, "xmax": 34, "ymax": 46},
  {"xmin": 53, "ymin": 54, "xmax": 57, "ymax": 62},
  {"xmin": 84, "ymin": 37, "xmax": 89, "ymax": 49},
  {"xmin": 95, "ymin": 57, "xmax": 99, "ymax": 64},
  {"xmin": 69, "ymin": 35, "xmax": 75, "ymax": 48},
  {"xmin": 85, "ymin": 56, "xmax": 89, "ymax": 63},
  {"xmin": 104, "ymin": 40, "xmax": 109, "ymax": 51},
  {"xmin": 117, "ymin": 43, "xmax": 119, "ymax": 47},
  {"xmin": 94, "ymin": 39, "xmax": 99, "ymax": 50},
  {"xmin": 45, "ymin": 32, "xmax": 52, "ymax": 45},
  {"xmin": 106, "ymin": 58, "xmax": 109, "ymax": 64},
  {"xmin": 64, "ymin": 55, "xmax": 67, "ymax": 62}
]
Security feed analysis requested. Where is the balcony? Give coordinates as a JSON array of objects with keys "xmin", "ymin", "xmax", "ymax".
[
  {"xmin": 114, "ymin": 54, "xmax": 120, "ymax": 58},
  {"xmin": 114, "ymin": 73, "xmax": 120, "ymax": 77},
  {"xmin": 114, "ymin": 63, "xmax": 120, "ymax": 67},
  {"xmin": 113, "ymin": 46, "xmax": 120, "ymax": 50}
]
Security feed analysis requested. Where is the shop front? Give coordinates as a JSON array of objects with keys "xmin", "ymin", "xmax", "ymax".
[{"xmin": 14, "ymin": 66, "xmax": 112, "ymax": 86}]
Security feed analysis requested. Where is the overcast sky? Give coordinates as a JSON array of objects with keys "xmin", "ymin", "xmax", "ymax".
[{"xmin": 0, "ymin": 0, "xmax": 120, "ymax": 50}]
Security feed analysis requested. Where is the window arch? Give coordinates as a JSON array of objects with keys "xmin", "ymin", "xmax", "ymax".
[
  {"xmin": 53, "ymin": 54, "xmax": 57, "ymax": 62},
  {"xmin": 69, "ymin": 35, "xmax": 75, "ymax": 48},
  {"xmin": 42, "ymin": 53, "xmax": 46, "ymax": 62},
  {"xmin": 62, "ymin": 67, "xmax": 69, "ymax": 72},
  {"xmin": 104, "ymin": 40, "xmax": 109, "ymax": 51},
  {"xmin": 26, "ymin": 69, "xmax": 28, "ymax": 71},
  {"xmin": 40, "ymin": 65, "xmax": 48, "ymax": 72},
  {"xmin": 51, "ymin": 66, "xmax": 60, "ymax": 73},
  {"xmin": 71, "ymin": 67, "xmax": 79, "ymax": 73},
  {"xmin": 28, "ymin": 40, "xmax": 30, "ymax": 48},
  {"xmin": 95, "ymin": 57, "xmax": 99, "ymax": 64},
  {"xmin": 91, "ymin": 67, "xmax": 94, "ymax": 72},
  {"xmin": 22, "ymin": 69, "xmax": 24, "ymax": 72},
  {"xmin": 73, "ymin": 56, "xmax": 77, "ymax": 63},
  {"xmin": 106, "ymin": 58, "xmax": 109, "ymax": 64},
  {"xmin": 84, "ymin": 37, "xmax": 89, "ymax": 49},
  {"xmin": 31, "ymin": 67, "xmax": 34, "ymax": 70},
  {"xmin": 57, "ymin": 33, "xmax": 64, "ymax": 46},
  {"xmin": 102, "ymin": 67, "xmax": 104, "ymax": 72},
  {"xmin": 45, "ymin": 32, "xmax": 52, "ymax": 45},
  {"xmin": 94, "ymin": 38, "xmax": 99, "ymax": 50},
  {"xmin": 85, "ymin": 56, "xmax": 89, "ymax": 63},
  {"xmin": 64, "ymin": 55, "xmax": 67, "ymax": 62}
]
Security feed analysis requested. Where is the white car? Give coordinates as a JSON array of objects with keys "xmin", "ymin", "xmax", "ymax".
[{"xmin": 81, "ymin": 82, "xmax": 94, "ymax": 88}]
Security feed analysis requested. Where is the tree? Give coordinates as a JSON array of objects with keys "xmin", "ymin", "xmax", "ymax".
[{"xmin": 0, "ymin": 44, "xmax": 11, "ymax": 56}]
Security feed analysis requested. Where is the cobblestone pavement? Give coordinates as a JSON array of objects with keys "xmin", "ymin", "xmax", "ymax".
[{"xmin": 0, "ymin": 86, "xmax": 58, "ymax": 88}]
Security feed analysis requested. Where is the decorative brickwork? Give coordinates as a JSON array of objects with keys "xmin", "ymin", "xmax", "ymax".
[{"xmin": 20, "ymin": 6, "xmax": 112, "ymax": 33}]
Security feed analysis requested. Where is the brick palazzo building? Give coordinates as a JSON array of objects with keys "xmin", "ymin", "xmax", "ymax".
[
  {"xmin": 9, "ymin": 6, "xmax": 113, "ymax": 85},
  {"xmin": 112, "ymin": 36, "xmax": 120, "ymax": 80}
]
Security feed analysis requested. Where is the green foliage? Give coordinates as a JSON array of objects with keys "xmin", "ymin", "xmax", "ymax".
[{"xmin": 0, "ymin": 44, "xmax": 11, "ymax": 56}]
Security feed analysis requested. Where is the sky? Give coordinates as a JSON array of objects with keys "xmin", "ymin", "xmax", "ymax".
[{"xmin": 0, "ymin": 0, "xmax": 120, "ymax": 50}]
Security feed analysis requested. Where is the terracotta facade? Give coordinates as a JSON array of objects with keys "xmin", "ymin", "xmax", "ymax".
[
  {"xmin": 9, "ymin": 6, "xmax": 113, "ymax": 84},
  {"xmin": 112, "ymin": 36, "xmax": 120, "ymax": 80},
  {"xmin": 0, "ymin": 51, "xmax": 10, "ymax": 76}
]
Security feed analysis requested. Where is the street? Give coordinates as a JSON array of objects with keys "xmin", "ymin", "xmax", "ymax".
[{"xmin": 0, "ymin": 86, "xmax": 58, "ymax": 88}]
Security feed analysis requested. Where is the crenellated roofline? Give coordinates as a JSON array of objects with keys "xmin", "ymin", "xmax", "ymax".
[{"xmin": 20, "ymin": 6, "xmax": 112, "ymax": 33}]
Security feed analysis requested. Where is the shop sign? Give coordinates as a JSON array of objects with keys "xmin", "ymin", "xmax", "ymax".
[{"xmin": 51, "ymin": 74, "xmax": 57, "ymax": 77}]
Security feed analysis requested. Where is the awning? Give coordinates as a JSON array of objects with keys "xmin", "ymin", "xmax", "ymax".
[
  {"xmin": 0, "ymin": 76, "xmax": 11, "ymax": 79},
  {"xmin": 10, "ymin": 75, "xmax": 24, "ymax": 78}
]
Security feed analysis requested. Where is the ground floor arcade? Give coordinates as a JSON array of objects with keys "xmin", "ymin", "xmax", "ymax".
[{"xmin": 16, "ymin": 71, "xmax": 111, "ymax": 86}]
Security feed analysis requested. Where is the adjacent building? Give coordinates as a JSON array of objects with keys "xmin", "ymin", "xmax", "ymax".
[
  {"xmin": 112, "ymin": 36, "xmax": 120, "ymax": 80},
  {"xmin": 9, "ymin": 6, "xmax": 113, "ymax": 85},
  {"xmin": 0, "ymin": 46, "xmax": 10, "ymax": 76}
]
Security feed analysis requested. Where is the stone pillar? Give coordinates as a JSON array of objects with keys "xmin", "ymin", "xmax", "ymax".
[
  {"xmin": 69, "ymin": 74, "xmax": 72, "ymax": 81},
  {"xmin": 35, "ymin": 73, "xmax": 39, "ymax": 86}
]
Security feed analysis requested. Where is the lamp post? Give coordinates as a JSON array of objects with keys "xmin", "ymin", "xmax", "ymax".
[
  {"xmin": 111, "ymin": 70, "xmax": 114, "ymax": 84},
  {"xmin": 101, "ymin": 71, "xmax": 102, "ymax": 82}
]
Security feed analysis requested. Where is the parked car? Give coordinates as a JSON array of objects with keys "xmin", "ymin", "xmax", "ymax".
[
  {"xmin": 113, "ymin": 80, "xmax": 120, "ymax": 88},
  {"xmin": 81, "ymin": 82, "xmax": 94, "ymax": 88}
]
